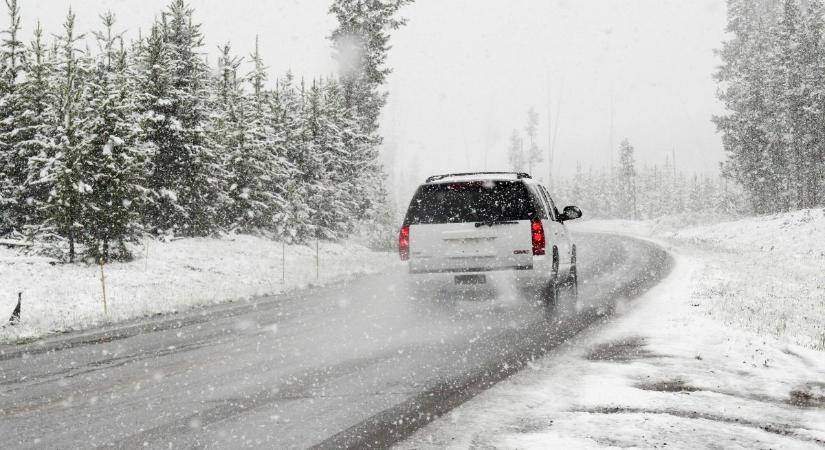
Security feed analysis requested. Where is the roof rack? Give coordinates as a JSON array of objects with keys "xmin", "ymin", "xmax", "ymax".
[{"xmin": 425, "ymin": 172, "xmax": 532, "ymax": 183}]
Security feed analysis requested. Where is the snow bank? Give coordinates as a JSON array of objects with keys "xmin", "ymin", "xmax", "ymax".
[
  {"xmin": 669, "ymin": 207, "xmax": 825, "ymax": 256},
  {"xmin": 578, "ymin": 210, "xmax": 736, "ymax": 237},
  {"xmin": 0, "ymin": 235, "xmax": 395, "ymax": 343},
  {"xmin": 576, "ymin": 209, "xmax": 825, "ymax": 350}
]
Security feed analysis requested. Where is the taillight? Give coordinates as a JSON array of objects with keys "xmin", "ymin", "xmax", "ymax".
[
  {"xmin": 399, "ymin": 225, "xmax": 410, "ymax": 261},
  {"xmin": 531, "ymin": 219, "xmax": 545, "ymax": 256}
]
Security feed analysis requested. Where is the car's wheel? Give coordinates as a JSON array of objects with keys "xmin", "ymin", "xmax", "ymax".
[{"xmin": 542, "ymin": 246, "xmax": 561, "ymax": 311}]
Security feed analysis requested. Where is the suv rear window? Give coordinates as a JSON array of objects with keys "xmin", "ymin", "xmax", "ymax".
[{"xmin": 404, "ymin": 181, "xmax": 537, "ymax": 225}]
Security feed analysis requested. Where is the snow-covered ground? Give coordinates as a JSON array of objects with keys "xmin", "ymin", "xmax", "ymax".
[
  {"xmin": 399, "ymin": 209, "xmax": 825, "ymax": 449},
  {"xmin": 0, "ymin": 235, "xmax": 395, "ymax": 344},
  {"xmin": 587, "ymin": 209, "xmax": 825, "ymax": 350}
]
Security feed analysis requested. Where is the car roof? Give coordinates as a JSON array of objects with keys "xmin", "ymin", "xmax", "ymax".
[{"xmin": 424, "ymin": 172, "xmax": 533, "ymax": 184}]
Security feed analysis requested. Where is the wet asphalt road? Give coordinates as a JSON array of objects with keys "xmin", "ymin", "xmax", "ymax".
[{"xmin": 0, "ymin": 233, "xmax": 670, "ymax": 449}]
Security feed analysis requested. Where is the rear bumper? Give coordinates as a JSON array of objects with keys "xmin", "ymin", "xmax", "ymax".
[
  {"xmin": 405, "ymin": 257, "xmax": 555, "ymax": 291},
  {"xmin": 409, "ymin": 264, "xmax": 533, "ymax": 274}
]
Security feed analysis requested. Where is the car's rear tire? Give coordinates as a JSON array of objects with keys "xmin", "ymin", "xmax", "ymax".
[{"xmin": 542, "ymin": 246, "xmax": 561, "ymax": 311}]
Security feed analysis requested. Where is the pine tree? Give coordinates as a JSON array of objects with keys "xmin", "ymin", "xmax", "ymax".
[
  {"xmin": 215, "ymin": 41, "xmax": 282, "ymax": 233},
  {"xmin": 271, "ymin": 72, "xmax": 313, "ymax": 242},
  {"xmin": 322, "ymin": 77, "xmax": 360, "ymax": 237},
  {"xmin": 770, "ymin": 0, "xmax": 804, "ymax": 210},
  {"xmin": 246, "ymin": 37, "xmax": 292, "ymax": 235},
  {"xmin": 15, "ymin": 22, "xmax": 55, "ymax": 234},
  {"xmin": 134, "ymin": 21, "xmax": 171, "ymax": 231},
  {"xmin": 800, "ymin": 0, "xmax": 825, "ymax": 207},
  {"xmin": 77, "ymin": 12, "xmax": 150, "ymax": 261},
  {"xmin": 303, "ymin": 79, "xmax": 336, "ymax": 240},
  {"xmin": 329, "ymin": 0, "xmax": 413, "ymax": 135},
  {"xmin": 618, "ymin": 139, "xmax": 637, "ymax": 219},
  {"xmin": 660, "ymin": 156, "xmax": 675, "ymax": 215},
  {"xmin": 138, "ymin": 0, "xmax": 225, "ymax": 236},
  {"xmin": 0, "ymin": 0, "xmax": 25, "ymax": 234},
  {"xmin": 328, "ymin": 0, "xmax": 413, "ymax": 245},
  {"xmin": 0, "ymin": 0, "xmax": 423, "ymax": 254},
  {"xmin": 688, "ymin": 175, "xmax": 703, "ymax": 212},
  {"xmin": 715, "ymin": 0, "xmax": 825, "ymax": 213},
  {"xmin": 213, "ymin": 42, "xmax": 243, "ymax": 229},
  {"xmin": 39, "ymin": 9, "xmax": 90, "ymax": 261},
  {"xmin": 715, "ymin": 0, "xmax": 778, "ymax": 213}
]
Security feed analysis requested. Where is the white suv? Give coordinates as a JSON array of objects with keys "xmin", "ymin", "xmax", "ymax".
[{"xmin": 399, "ymin": 172, "xmax": 582, "ymax": 306}]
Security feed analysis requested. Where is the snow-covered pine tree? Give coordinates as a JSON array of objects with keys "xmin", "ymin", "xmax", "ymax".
[
  {"xmin": 635, "ymin": 164, "xmax": 652, "ymax": 219},
  {"xmin": 0, "ymin": 0, "xmax": 25, "ymax": 234},
  {"xmin": 212, "ymin": 42, "xmax": 242, "ymax": 229},
  {"xmin": 246, "ymin": 37, "xmax": 292, "ymax": 235},
  {"xmin": 770, "ymin": 0, "xmax": 804, "ymax": 210},
  {"xmin": 715, "ymin": 0, "xmax": 778, "ymax": 213},
  {"xmin": 133, "ymin": 21, "xmax": 172, "ymax": 232},
  {"xmin": 552, "ymin": 156, "xmax": 752, "ymax": 220},
  {"xmin": 335, "ymin": 85, "xmax": 388, "ymax": 245},
  {"xmin": 320, "ymin": 77, "xmax": 360, "ymax": 238},
  {"xmin": 714, "ymin": 0, "xmax": 825, "ymax": 212},
  {"xmin": 329, "ymin": 0, "xmax": 413, "ymax": 135},
  {"xmin": 139, "ymin": 0, "xmax": 225, "ymax": 236},
  {"xmin": 76, "ymin": 12, "xmax": 150, "ymax": 261},
  {"xmin": 657, "ymin": 166, "xmax": 671, "ymax": 216},
  {"xmin": 648, "ymin": 164, "xmax": 664, "ymax": 218},
  {"xmin": 688, "ymin": 175, "xmax": 703, "ymax": 212},
  {"xmin": 15, "ymin": 22, "xmax": 55, "ymax": 235},
  {"xmin": 271, "ymin": 72, "xmax": 313, "ymax": 242},
  {"xmin": 215, "ymin": 41, "xmax": 280, "ymax": 233},
  {"xmin": 328, "ymin": 0, "xmax": 413, "ymax": 246},
  {"xmin": 800, "ymin": 0, "xmax": 825, "ymax": 207},
  {"xmin": 618, "ymin": 139, "xmax": 637, "ymax": 219},
  {"xmin": 673, "ymin": 170, "xmax": 687, "ymax": 214},
  {"xmin": 302, "ymin": 79, "xmax": 338, "ymax": 240},
  {"xmin": 38, "ymin": 9, "xmax": 90, "ymax": 261}
]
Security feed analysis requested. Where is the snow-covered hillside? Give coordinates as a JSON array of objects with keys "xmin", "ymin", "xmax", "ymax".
[
  {"xmin": 666, "ymin": 208, "xmax": 825, "ymax": 350},
  {"xmin": 0, "ymin": 236, "xmax": 395, "ymax": 344},
  {"xmin": 584, "ymin": 209, "xmax": 825, "ymax": 350},
  {"xmin": 400, "ymin": 209, "xmax": 825, "ymax": 449}
]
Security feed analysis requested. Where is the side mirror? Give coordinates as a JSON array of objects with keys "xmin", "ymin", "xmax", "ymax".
[{"xmin": 559, "ymin": 206, "xmax": 582, "ymax": 222}]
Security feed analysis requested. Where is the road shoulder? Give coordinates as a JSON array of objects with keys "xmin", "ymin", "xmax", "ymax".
[{"xmin": 0, "ymin": 236, "xmax": 395, "ymax": 345}]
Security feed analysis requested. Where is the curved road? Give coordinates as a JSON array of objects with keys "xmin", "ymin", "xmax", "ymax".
[{"xmin": 0, "ymin": 233, "xmax": 670, "ymax": 449}]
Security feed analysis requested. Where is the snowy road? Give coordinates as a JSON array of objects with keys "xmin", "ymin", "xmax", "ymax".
[{"xmin": 0, "ymin": 233, "xmax": 670, "ymax": 449}]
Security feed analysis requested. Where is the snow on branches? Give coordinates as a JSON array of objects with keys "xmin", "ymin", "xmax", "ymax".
[{"xmin": 0, "ymin": 0, "xmax": 410, "ymax": 261}]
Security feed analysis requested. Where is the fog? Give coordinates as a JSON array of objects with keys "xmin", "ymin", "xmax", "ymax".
[
  {"xmin": 383, "ymin": 0, "xmax": 728, "ymax": 203},
  {"xmin": 27, "ymin": 0, "xmax": 727, "ymax": 203}
]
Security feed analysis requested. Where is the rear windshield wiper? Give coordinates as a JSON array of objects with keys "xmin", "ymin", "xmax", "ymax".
[{"xmin": 475, "ymin": 220, "xmax": 519, "ymax": 228}]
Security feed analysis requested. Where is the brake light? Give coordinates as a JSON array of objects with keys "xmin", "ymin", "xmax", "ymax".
[
  {"xmin": 399, "ymin": 225, "xmax": 410, "ymax": 261},
  {"xmin": 531, "ymin": 219, "xmax": 545, "ymax": 256}
]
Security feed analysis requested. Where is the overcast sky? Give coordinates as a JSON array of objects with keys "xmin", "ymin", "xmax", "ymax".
[{"xmin": 26, "ymin": 0, "xmax": 728, "ymax": 199}]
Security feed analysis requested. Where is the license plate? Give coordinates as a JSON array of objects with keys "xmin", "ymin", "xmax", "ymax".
[{"xmin": 455, "ymin": 274, "xmax": 486, "ymax": 285}]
